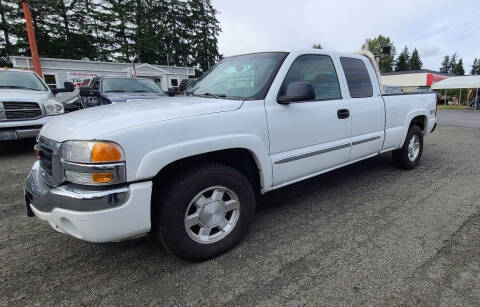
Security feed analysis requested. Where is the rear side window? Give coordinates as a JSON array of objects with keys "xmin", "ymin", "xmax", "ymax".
[
  {"xmin": 340, "ymin": 57, "xmax": 373, "ymax": 98},
  {"xmin": 281, "ymin": 54, "xmax": 341, "ymax": 101}
]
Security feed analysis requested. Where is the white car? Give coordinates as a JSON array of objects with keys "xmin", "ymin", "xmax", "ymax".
[
  {"xmin": 0, "ymin": 68, "xmax": 77, "ymax": 140},
  {"xmin": 25, "ymin": 50, "xmax": 437, "ymax": 261}
]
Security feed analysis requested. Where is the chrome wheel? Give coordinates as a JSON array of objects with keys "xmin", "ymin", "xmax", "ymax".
[
  {"xmin": 407, "ymin": 134, "xmax": 420, "ymax": 162},
  {"xmin": 184, "ymin": 186, "xmax": 240, "ymax": 244}
]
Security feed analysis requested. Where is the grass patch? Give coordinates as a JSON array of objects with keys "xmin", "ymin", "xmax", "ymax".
[{"xmin": 439, "ymin": 105, "xmax": 469, "ymax": 110}]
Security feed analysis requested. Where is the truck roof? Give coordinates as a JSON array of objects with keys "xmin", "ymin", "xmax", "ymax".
[{"xmin": 224, "ymin": 49, "xmax": 365, "ymax": 60}]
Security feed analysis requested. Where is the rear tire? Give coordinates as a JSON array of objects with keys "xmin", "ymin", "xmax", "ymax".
[
  {"xmin": 392, "ymin": 125, "xmax": 423, "ymax": 170},
  {"xmin": 152, "ymin": 163, "xmax": 256, "ymax": 262}
]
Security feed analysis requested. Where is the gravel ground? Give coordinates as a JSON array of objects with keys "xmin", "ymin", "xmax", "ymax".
[{"xmin": 1, "ymin": 125, "xmax": 479, "ymax": 306}]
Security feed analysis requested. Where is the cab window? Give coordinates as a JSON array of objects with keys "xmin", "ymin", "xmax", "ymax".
[
  {"xmin": 340, "ymin": 57, "xmax": 373, "ymax": 98},
  {"xmin": 280, "ymin": 55, "xmax": 341, "ymax": 101}
]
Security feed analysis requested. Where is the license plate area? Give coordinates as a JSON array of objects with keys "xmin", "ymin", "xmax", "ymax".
[{"xmin": 0, "ymin": 131, "xmax": 17, "ymax": 140}]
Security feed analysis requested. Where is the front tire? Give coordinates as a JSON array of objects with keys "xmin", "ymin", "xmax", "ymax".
[
  {"xmin": 392, "ymin": 125, "xmax": 423, "ymax": 170},
  {"xmin": 152, "ymin": 163, "xmax": 256, "ymax": 262}
]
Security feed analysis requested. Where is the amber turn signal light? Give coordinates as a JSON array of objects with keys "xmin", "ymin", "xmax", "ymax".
[
  {"xmin": 92, "ymin": 172, "xmax": 114, "ymax": 183},
  {"xmin": 91, "ymin": 142, "xmax": 123, "ymax": 162}
]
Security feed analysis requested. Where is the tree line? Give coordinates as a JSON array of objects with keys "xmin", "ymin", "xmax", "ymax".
[
  {"xmin": 360, "ymin": 35, "xmax": 469, "ymax": 76},
  {"xmin": 0, "ymin": 0, "xmax": 221, "ymax": 72}
]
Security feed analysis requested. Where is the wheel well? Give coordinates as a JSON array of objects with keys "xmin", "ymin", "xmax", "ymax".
[
  {"xmin": 152, "ymin": 148, "xmax": 262, "ymax": 195},
  {"xmin": 409, "ymin": 115, "xmax": 427, "ymax": 134}
]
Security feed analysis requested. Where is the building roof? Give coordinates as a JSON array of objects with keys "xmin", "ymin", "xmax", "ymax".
[
  {"xmin": 382, "ymin": 69, "xmax": 451, "ymax": 76},
  {"xmin": 431, "ymin": 75, "xmax": 480, "ymax": 89},
  {"xmin": 9, "ymin": 56, "xmax": 196, "ymax": 76}
]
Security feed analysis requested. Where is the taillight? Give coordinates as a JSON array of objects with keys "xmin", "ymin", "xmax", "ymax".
[{"xmin": 435, "ymin": 94, "xmax": 439, "ymax": 116}]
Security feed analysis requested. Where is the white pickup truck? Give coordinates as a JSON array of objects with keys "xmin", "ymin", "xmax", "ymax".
[
  {"xmin": 25, "ymin": 50, "xmax": 437, "ymax": 261},
  {"xmin": 0, "ymin": 68, "xmax": 77, "ymax": 140}
]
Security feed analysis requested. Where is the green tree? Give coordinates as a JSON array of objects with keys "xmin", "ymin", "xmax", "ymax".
[
  {"xmin": 312, "ymin": 42, "xmax": 323, "ymax": 49},
  {"xmin": 449, "ymin": 53, "xmax": 457, "ymax": 74},
  {"xmin": 440, "ymin": 55, "xmax": 450, "ymax": 73},
  {"xmin": 471, "ymin": 58, "xmax": 479, "ymax": 75},
  {"xmin": 3, "ymin": 0, "xmax": 222, "ymax": 69},
  {"xmin": 395, "ymin": 46, "xmax": 410, "ymax": 71},
  {"xmin": 454, "ymin": 58, "xmax": 465, "ymax": 76},
  {"xmin": 409, "ymin": 48, "xmax": 422, "ymax": 70},
  {"xmin": 362, "ymin": 34, "xmax": 395, "ymax": 73},
  {"xmin": 189, "ymin": 0, "xmax": 221, "ymax": 71},
  {"xmin": 0, "ymin": 0, "xmax": 22, "ymax": 65}
]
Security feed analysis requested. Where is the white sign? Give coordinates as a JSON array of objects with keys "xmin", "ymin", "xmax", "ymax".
[{"xmin": 66, "ymin": 72, "xmax": 99, "ymax": 88}]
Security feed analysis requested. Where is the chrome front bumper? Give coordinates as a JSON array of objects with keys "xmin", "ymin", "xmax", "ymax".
[
  {"xmin": 25, "ymin": 161, "xmax": 129, "ymax": 212},
  {"xmin": 24, "ymin": 161, "xmax": 152, "ymax": 242}
]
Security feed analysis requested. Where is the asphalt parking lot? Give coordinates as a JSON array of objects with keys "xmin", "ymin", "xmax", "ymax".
[
  {"xmin": 437, "ymin": 109, "xmax": 480, "ymax": 129},
  {"xmin": 1, "ymin": 112, "xmax": 480, "ymax": 306}
]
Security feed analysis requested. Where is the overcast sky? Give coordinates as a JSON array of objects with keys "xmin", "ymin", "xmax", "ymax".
[{"xmin": 212, "ymin": 0, "xmax": 480, "ymax": 72}]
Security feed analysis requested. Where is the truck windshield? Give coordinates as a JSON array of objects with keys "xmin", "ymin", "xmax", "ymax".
[
  {"xmin": 102, "ymin": 78, "xmax": 164, "ymax": 94},
  {"xmin": 0, "ymin": 70, "xmax": 48, "ymax": 91},
  {"xmin": 188, "ymin": 52, "xmax": 287, "ymax": 100}
]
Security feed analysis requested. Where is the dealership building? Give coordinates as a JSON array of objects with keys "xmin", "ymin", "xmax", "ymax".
[
  {"xmin": 381, "ymin": 69, "xmax": 450, "ymax": 93},
  {"xmin": 9, "ymin": 56, "xmax": 196, "ymax": 91}
]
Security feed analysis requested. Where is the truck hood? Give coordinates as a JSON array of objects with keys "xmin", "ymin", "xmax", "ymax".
[
  {"xmin": 103, "ymin": 92, "xmax": 165, "ymax": 102},
  {"xmin": 0, "ymin": 89, "xmax": 50, "ymax": 102},
  {"xmin": 41, "ymin": 96, "xmax": 244, "ymax": 142}
]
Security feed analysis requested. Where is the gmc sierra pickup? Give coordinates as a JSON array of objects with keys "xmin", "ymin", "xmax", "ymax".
[{"xmin": 25, "ymin": 50, "xmax": 437, "ymax": 261}]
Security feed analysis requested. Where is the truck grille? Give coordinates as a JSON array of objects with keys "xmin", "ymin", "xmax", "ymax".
[
  {"xmin": 37, "ymin": 137, "xmax": 61, "ymax": 184},
  {"xmin": 3, "ymin": 102, "xmax": 42, "ymax": 119}
]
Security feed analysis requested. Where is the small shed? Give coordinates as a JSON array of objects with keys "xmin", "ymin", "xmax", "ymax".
[{"xmin": 9, "ymin": 56, "xmax": 197, "ymax": 91}]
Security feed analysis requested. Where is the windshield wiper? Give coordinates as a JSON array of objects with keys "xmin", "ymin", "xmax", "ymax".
[
  {"xmin": 196, "ymin": 92, "xmax": 226, "ymax": 99},
  {"xmin": 0, "ymin": 85, "xmax": 43, "ymax": 91},
  {"xmin": 103, "ymin": 90, "xmax": 126, "ymax": 93}
]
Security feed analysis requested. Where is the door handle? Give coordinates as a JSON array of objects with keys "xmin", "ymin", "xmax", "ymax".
[{"xmin": 337, "ymin": 109, "xmax": 350, "ymax": 119}]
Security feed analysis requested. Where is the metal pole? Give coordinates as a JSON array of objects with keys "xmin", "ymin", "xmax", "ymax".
[
  {"xmin": 444, "ymin": 89, "xmax": 447, "ymax": 109},
  {"xmin": 459, "ymin": 88, "xmax": 461, "ymax": 109},
  {"xmin": 475, "ymin": 88, "xmax": 479, "ymax": 111},
  {"xmin": 22, "ymin": 1, "xmax": 42, "ymax": 77}
]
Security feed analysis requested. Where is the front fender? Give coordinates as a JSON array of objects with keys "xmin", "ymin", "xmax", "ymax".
[{"xmin": 136, "ymin": 134, "xmax": 272, "ymax": 193}]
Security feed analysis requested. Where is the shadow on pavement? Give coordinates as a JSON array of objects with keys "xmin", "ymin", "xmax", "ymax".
[{"xmin": 0, "ymin": 138, "xmax": 36, "ymax": 156}]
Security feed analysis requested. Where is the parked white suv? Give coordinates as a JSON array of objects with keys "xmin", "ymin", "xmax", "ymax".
[
  {"xmin": 25, "ymin": 50, "xmax": 437, "ymax": 261},
  {"xmin": 0, "ymin": 69, "xmax": 76, "ymax": 140}
]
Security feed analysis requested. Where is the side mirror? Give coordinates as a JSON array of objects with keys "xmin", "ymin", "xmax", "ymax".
[
  {"xmin": 277, "ymin": 82, "xmax": 315, "ymax": 104},
  {"xmin": 51, "ymin": 82, "xmax": 75, "ymax": 95},
  {"xmin": 63, "ymin": 82, "xmax": 75, "ymax": 92},
  {"xmin": 79, "ymin": 87, "xmax": 101, "ymax": 97},
  {"xmin": 167, "ymin": 88, "xmax": 176, "ymax": 97}
]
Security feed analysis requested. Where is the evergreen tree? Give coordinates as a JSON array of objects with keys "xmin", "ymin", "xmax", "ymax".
[
  {"xmin": 101, "ymin": 0, "xmax": 136, "ymax": 62},
  {"xmin": 409, "ymin": 48, "xmax": 422, "ymax": 70},
  {"xmin": 395, "ymin": 46, "xmax": 410, "ymax": 71},
  {"xmin": 440, "ymin": 55, "xmax": 450, "ymax": 73},
  {"xmin": 189, "ymin": 0, "xmax": 221, "ymax": 71},
  {"xmin": 362, "ymin": 35, "xmax": 395, "ymax": 73},
  {"xmin": 2, "ymin": 0, "xmax": 222, "ymax": 68},
  {"xmin": 0, "ymin": 0, "xmax": 21, "ymax": 65},
  {"xmin": 454, "ymin": 58, "xmax": 465, "ymax": 76},
  {"xmin": 471, "ymin": 58, "xmax": 478, "ymax": 75},
  {"xmin": 449, "ymin": 53, "xmax": 457, "ymax": 74},
  {"xmin": 312, "ymin": 42, "xmax": 323, "ymax": 49}
]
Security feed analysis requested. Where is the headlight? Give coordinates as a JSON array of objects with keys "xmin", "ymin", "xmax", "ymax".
[
  {"xmin": 44, "ymin": 100, "xmax": 64, "ymax": 115},
  {"xmin": 62, "ymin": 141, "xmax": 125, "ymax": 163},
  {"xmin": 61, "ymin": 141, "xmax": 126, "ymax": 185}
]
